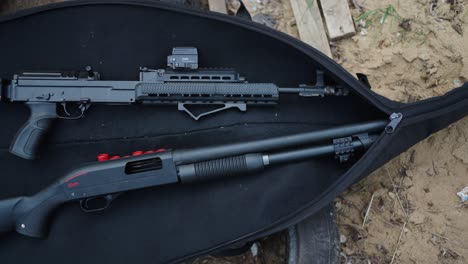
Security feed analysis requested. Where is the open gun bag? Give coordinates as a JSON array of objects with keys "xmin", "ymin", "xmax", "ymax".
[{"xmin": 0, "ymin": 1, "xmax": 466, "ymax": 263}]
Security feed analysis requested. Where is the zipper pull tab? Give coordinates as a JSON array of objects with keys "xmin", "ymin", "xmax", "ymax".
[{"xmin": 386, "ymin": 113, "xmax": 403, "ymax": 133}]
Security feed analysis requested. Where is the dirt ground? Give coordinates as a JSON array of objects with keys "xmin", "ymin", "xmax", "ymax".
[
  {"xmin": 1, "ymin": 1, "xmax": 467, "ymax": 264},
  {"xmin": 334, "ymin": 1, "xmax": 468, "ymax": 263}
]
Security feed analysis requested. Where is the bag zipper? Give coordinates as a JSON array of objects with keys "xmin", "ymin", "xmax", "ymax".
[
  {"xmin": 395, "ymin": 85, "xmax": 467, "ymax": 127},
  {"xmin": 385, "ymin": 113, "xmax": 403, "ymax": 133}
]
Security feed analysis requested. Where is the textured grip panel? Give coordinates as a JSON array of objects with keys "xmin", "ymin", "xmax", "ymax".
[
  {"xmin": 137, "ymin": 82, "xmax": 279, "ymax": 96},
  {"xmin": 195, "ymin": 155, "xmax": 249, "ymax": 179},
  {"xmin": 9, "ymin": 103, "xmax": 57, "ymax": 159},
  {"xmin": 183, "ymin": 153, "xmax": 265, "ymax": 182}
]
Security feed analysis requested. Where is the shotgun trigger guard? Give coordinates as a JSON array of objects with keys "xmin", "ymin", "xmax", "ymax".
[
  {"xmin": 80, "ymin": 193, "xmax": 120, "ymax": 213},
  {"xmin": 177, "ymin": 103, "xmax": 247, "ymax": 121}
]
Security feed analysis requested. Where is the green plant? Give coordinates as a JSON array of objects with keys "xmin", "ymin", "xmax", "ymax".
[
  {"xmin": 414, "ymin": 30, "xmax": 429, "ymax": 46},
  {"xmin": 356, "ymin": 4, "xmax": 401, "ymax": 28},
  {"xmin": 299, "ymin": 0, "xmax": 316, "ymax": 23}
]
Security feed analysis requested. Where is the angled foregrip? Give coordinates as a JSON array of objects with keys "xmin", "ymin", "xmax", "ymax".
[
  {"xmin": 0, "ymin": 185, "xmax": 66, "ymax": 238},
  {"xmin": 10, "ymin": 102, "xmax": 57, "ymax": 159}
]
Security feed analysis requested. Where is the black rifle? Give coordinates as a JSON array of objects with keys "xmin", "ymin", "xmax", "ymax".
[
  {"xmin": 0, "ymin": 120, "xmax": 386, "ymax": 238},
  {"xmin": 2, "ymin": 47, "xmax": 348, "ymax": 160}
]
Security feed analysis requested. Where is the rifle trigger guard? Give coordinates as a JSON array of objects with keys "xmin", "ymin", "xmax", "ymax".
[
  {"xmin": 80, "ymin": 194, "xmax": 118, "ymax": 213},
  {"xmin": 177, "ymin": 103, "xmax": 247, "ymax": 121},
  {"xmin": 58, "ymin": 103, "xmax": 90, "ymax": 120}
]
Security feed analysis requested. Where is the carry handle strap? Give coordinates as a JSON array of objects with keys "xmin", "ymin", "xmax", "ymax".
[{"xmin": 235, "ymin": 0, "xmax": 252, "ymax": 21}]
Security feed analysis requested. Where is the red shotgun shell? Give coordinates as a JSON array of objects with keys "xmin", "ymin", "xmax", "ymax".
[
  {"xmin": 97, "ymin": 153, "xmax": 109, "ymax": 162},
  {"xmin": 132, "ymin": 151, "xmax": 144, "ymax": 156}
]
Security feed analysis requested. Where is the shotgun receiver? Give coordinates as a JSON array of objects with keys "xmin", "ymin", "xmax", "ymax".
[
  {"xmin": 3, "ymin": 47, "xmax": 349, "ymax": 160},
  {"xmin": 0, "ymin": 120, "xmax": 386, "ymax": 238}
]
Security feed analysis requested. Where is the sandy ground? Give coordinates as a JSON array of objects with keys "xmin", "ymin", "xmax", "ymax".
[
  {"xmin": 1, "ymin": 1, "xmax": 467, "ymax": 264},
  {"xmin": 334, "ymin": 1, "xmax": 468, "ymax": 263}
]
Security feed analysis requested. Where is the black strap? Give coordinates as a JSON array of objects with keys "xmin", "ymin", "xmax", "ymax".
[
  {"xmin": 211, "ymin": 241, "xmax": 255, "ymax": 257},
  {"xmin": 356, "ymin": 73, "xmax": 372, "ymax": 90},
  {"xmin": 157, "ymin": 0, "xmax": 200, "ymax": 8},
  {"xmin": 235, "ymin": 0, "xmax": 252, "ymax": 21},
  {"xmin": 163, "ymin": 0, "xmax": 252, "ymax": 21}
]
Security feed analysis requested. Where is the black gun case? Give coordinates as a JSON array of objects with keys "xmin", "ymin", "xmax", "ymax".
[{"xmin": 0, "ymin": 1, "xmax": 466, "ymax": 263}]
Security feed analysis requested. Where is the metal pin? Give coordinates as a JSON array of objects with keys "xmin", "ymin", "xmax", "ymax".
[{"xmin": 85, "ymin": 66, "xmax": 95, "ymax": 79}]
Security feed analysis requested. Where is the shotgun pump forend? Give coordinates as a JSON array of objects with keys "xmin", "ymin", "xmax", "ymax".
[
  {"xmin": 0, "ymin": 120, "xmax": 386, "ymax": 238},
  {"xmin": 3, "ymin": 47, "xmax": 349, "ymax": 160}
]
